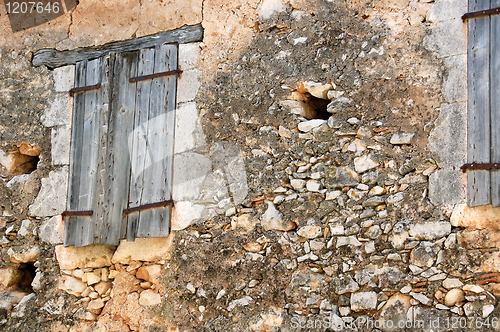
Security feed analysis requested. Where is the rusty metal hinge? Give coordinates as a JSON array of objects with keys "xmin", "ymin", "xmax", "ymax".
[
  {"xmin": 69, "ymin": 83, "xmax": 101, "ymax": 96},
  {"xmin": 462, "ymin": 7, "xmax": 500, "ymax": 21},
  {"xmin": 61, "ymin": 210, "xmax": 94, "ymax": 221},
  {"xmin": 460, "ymin": 163, "xmax": 500, "ymax": 172},
  {"xmin": 129, "ymin": 69, "xmax": 182, "ymax": 83},
  {"xmin": 123, "ymin": 199, "xmax": 174, "ymax": 215}
]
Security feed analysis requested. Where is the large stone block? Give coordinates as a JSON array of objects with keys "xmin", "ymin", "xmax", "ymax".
[
  {"xmin": 409, "ymin": 220, "xmax": 451, "ymax": 240},
  {"xmin": 442, "ymin": 55, "xmax": 466, "ymax": 103},
  {"xmin": 39, "ymin": 215, "xmax": 65, "ymax": 245},
  {"xmin": 111, "ymin": 235, "xmax": 175, "ymax": 264},
  {"xmin": 41, "ymin": 94, "xmax": 72, "ymax": 127},
  {"xmin": 174, "ymin": 102, "xmax": 206, "ymax": 154},
  {"xmin": 428, "ymin": 103, "xmax": 466, "ymax": 169},
  {"xmin": 258, "ymin": 0, "xmax": 285, "ymax": 20},
  {"xmin": 211, "ymin": 142, "xmax": 249, "ymax": 205},
  {"xmin": 178, "ymin": 43, "xmax": 201, "ymax": 71},
  {"xmin": 51, "ymin": 125, "xmax": 71, "ymax": 166},
  {"xmin": 55, "ymin": 245, "xmax": 115, "ymax": 270},
  {"xmin": 172, "ymin": 152, "xmax": 211, "ymax": 201},
  {"xmin": 429, "ymin": 170, "xmax": 465, "ymax": 205},
  {"xmin": 177, "ymin": 69, "xmax": 202, "ymax": 103},
  {"xmin": 171, "ymin": 201, "xmax": 208, "ymax": 230},
  {"xmin": 136, "ymin": 0, "xmax": 203, "ymax": 38},
  {"xmin": 28, "ymin": 167, "xmax": 68, "ymax": 217},
  {"xmin": 68, "ymin": 0, "xmax": 140, "ymax": 47},
  {"xmin": 451, "ymin": 204, "xmax": 500, "ymax": 231},
  {"xmin": 426, "ymin": 0, "xmax": 467, "ymax": 23},
  {"xmin": 424, "ymin": 18, "xmax": 466, "ymax": 57},
  {"xmin": 53, "ymin": 65, "xmax": 75, "ymax": 92},
  {"xmin": 0, "ymin": 267, "xmax": 22, "ymax": 288}
]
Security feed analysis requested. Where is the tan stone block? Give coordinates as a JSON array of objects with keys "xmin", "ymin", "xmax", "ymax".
[
  {"xmin": 108, "ymin": 270, "xmax": 120, "ymax": 279},
  {"xmin": 87, "ymin": 298, "xmax": 105, "ymax": 314},
  {"xmin": 457, "ymin": 230, "xmax": 500, "ymax": 249},
  {"xmin": 136, "ymin": 0, "xmax": 203, "ymax": 37},
  {"xmin": 68, "ymin": 0, "xmax": 140, "ymax": 47},
  {"xmin": 0, "ymin": 267, "xmax": 22, "ymax": 288},
  {"xmin": 86, "ymin": 272, "xmax": 101, "ymax": 286},
  {"xmin": 111, "ymin": 236, "xmax": 174, "ymax": 264},
  {"xmin": 55, "ymin": 244, "xmax": 116, "ymax": 270},
  {"xmin": 451, "ymin": 204, "xmax": 500, "ymax": 231},
  {"xmin": 94, "ymin": 281, "xmax": 112, "ymax": 296},
  {"xmin": 8, "ymin": 246, "xmax": 40, "ymax": 263},
  {"xmin": 60, "ymin": 276, "xmax": 87, "ymax": 296},
  {"xmin": 139, "ymin": 290, "xmax": 161, "ymax": 306},
  {"xmin": 135, "ymin": 267, "xmax": 149, "ymax": 281}
]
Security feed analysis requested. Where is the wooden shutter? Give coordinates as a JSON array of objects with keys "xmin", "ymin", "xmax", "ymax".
[
  {"xmin": 65, "ymin": 56, "xmax": 110, "ymax": 247},
  {"xmin": 64, "ymin": 44, "xmax": 177, "ymax": 247},
  {"xmin": 126, "ymin": 44, "xmax": 177, "ymax": 239},
  {"xmin": 467, "ymin": 0, "xmax": 500, "ymax": 207}
]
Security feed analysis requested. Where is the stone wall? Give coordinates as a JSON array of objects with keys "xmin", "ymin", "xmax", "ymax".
[{"xmin": 0, "ymin": 0, "xmax": 500, "ymax": 331}]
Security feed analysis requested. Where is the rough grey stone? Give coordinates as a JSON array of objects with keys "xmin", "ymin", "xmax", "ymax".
[
  {"xmin": 426, "ymin": 0, "xmax": 467, "ymax": 23},
  {"xmin": 428, "ymin": 170, "xmax": 465, "ymax": 205},
  {"xmin": 41, "ymin": 94, "xmax": 72, "ymax": 127},
  {"xmin": 325, "ymin": 166, "xmax": 358, "ymax": 189},
  {"xmin": 350, "ymin": 292, "xmax": 377, "ymax": 311},
  {"xmin": 172, "ymin": 152, "xmax": 212, "ymax": 201},
  {"xmin": 390, "ymin": 133, "xmax": 414, "ymax": 145},
  {"xmin": 51, "ymin": 125, "xmax": 71, "ymax": 166},
  {"xmin": 28, "ymin": 167, "xmax": 68, "ymax": 217},
  {"xmin": 211, "ymin": 142, "xmax": 249, "ymax": 205},
  {"xmin": 331, "ymin": 275, "xmax": 359, "ymax": 295},
  {"xmin": 424, "ymin": 18, "xmax": 466, "ymax": 57},
  {"xmin": 39, "ymin": 216, "xmax": 64, "ymax": 244},
  {"xmin": 442, "ymin": 55, "xmax": 467, "ymax": 103},
  {"xmin": 410, "ymin": 242, "xmax": 439, "ymax": 268},
  {"xmin": 409, "ymin": 220, "xmax": 451, "ymax": 240},
  {"xmin": 174, "ymin": 102, "xmax": 207, "ymax": 154},
  {"xmin": 428, "ymin": 103, "xmax": 466, "ymax": 169},
  {"xmin": 177, "ymin": 69, "xmax": 201, "ymax": 103}
]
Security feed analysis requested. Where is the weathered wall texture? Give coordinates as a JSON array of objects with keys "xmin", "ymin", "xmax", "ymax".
[{"xmin": 1, "ymin": 0, "xmax": 500, "ymax": 331}]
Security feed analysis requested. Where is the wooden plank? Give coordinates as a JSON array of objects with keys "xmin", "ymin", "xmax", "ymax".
[
  {"xmin": 492, "ymin": 0, "xmax": 500, "ymax": 207},
  {"xmin": 75, "ymin": 57, "xmax": 102, "ymax": 247},
  {"xmin": 127, "ymin": 48, "xmax": 155, "ymax": 240},
  {"xmin": 100, "ymin": 51, "xmax": 139, "ymax": 245},
  {"xmin": 467, "ymin": 0, "xmax": 492, "ymax": 207},
  {"xmin": 32, "ymin": 24, "xmax": 203, "ymax": 68},
  {"xmin": 92, "ymin": 55, "xmax": 112, "ymax": 245},
  {"xmin": 64, "ymin": 60, "xmax": 86, "ymax": 247},
  {"xmin": 135, "ymin": 44, "xmax": 177, "ymax": 238}
]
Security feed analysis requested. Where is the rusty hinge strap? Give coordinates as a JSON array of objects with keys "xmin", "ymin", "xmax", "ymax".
[
  {"xmin": 462, "ymin": 7, "xmax": 500, "ymax": 21},
  {"xmin": 461, "ymin": 163, "xmax": 500, "ymax": 172},
  {"xmin": 61, "ymin": 210, "xmax": 94, "ymax": 221},
  {"xmin": 69, "ymin": 83, "xmax": 101, "ymax": 96},
  {"xmin": 129, "ymin": 69, "xmax": 182, "ymax": 83},
  {"xmin": 123, "ymin": 199, "xmax": 174, "ymax": 215}
]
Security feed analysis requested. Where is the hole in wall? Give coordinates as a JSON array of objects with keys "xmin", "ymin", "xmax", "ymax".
[
  {"xmin": 17, "ymin": 263, "xmax": 36, "ymax": 293},
  {"xmin": 0, "ymin": 143, "xmax": 40, "ymax": 175},
  {"xmin": 287, "ymin": 91, "xmax": 332, "ymax": 120}
]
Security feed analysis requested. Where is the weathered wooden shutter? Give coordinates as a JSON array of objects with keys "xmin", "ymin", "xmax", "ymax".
[
  {"xmin": 466, "ymin": 0, "xmax": 500, "ymax": 207},
  {"xmin": 126, "ymin": 44, "xmax": 177, "ymax": 239},
  {"xmin": 64, "ymin": 44, "xmax": 177, "ymax": 247},
  {"xmin": 65, "ymin": 56, "xmax": 110, "ymax": 247}
]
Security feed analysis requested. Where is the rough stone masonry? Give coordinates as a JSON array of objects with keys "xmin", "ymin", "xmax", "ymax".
[{"xmin": 1, "ymin": 0, "xmax": 500, "ymax": 331}]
